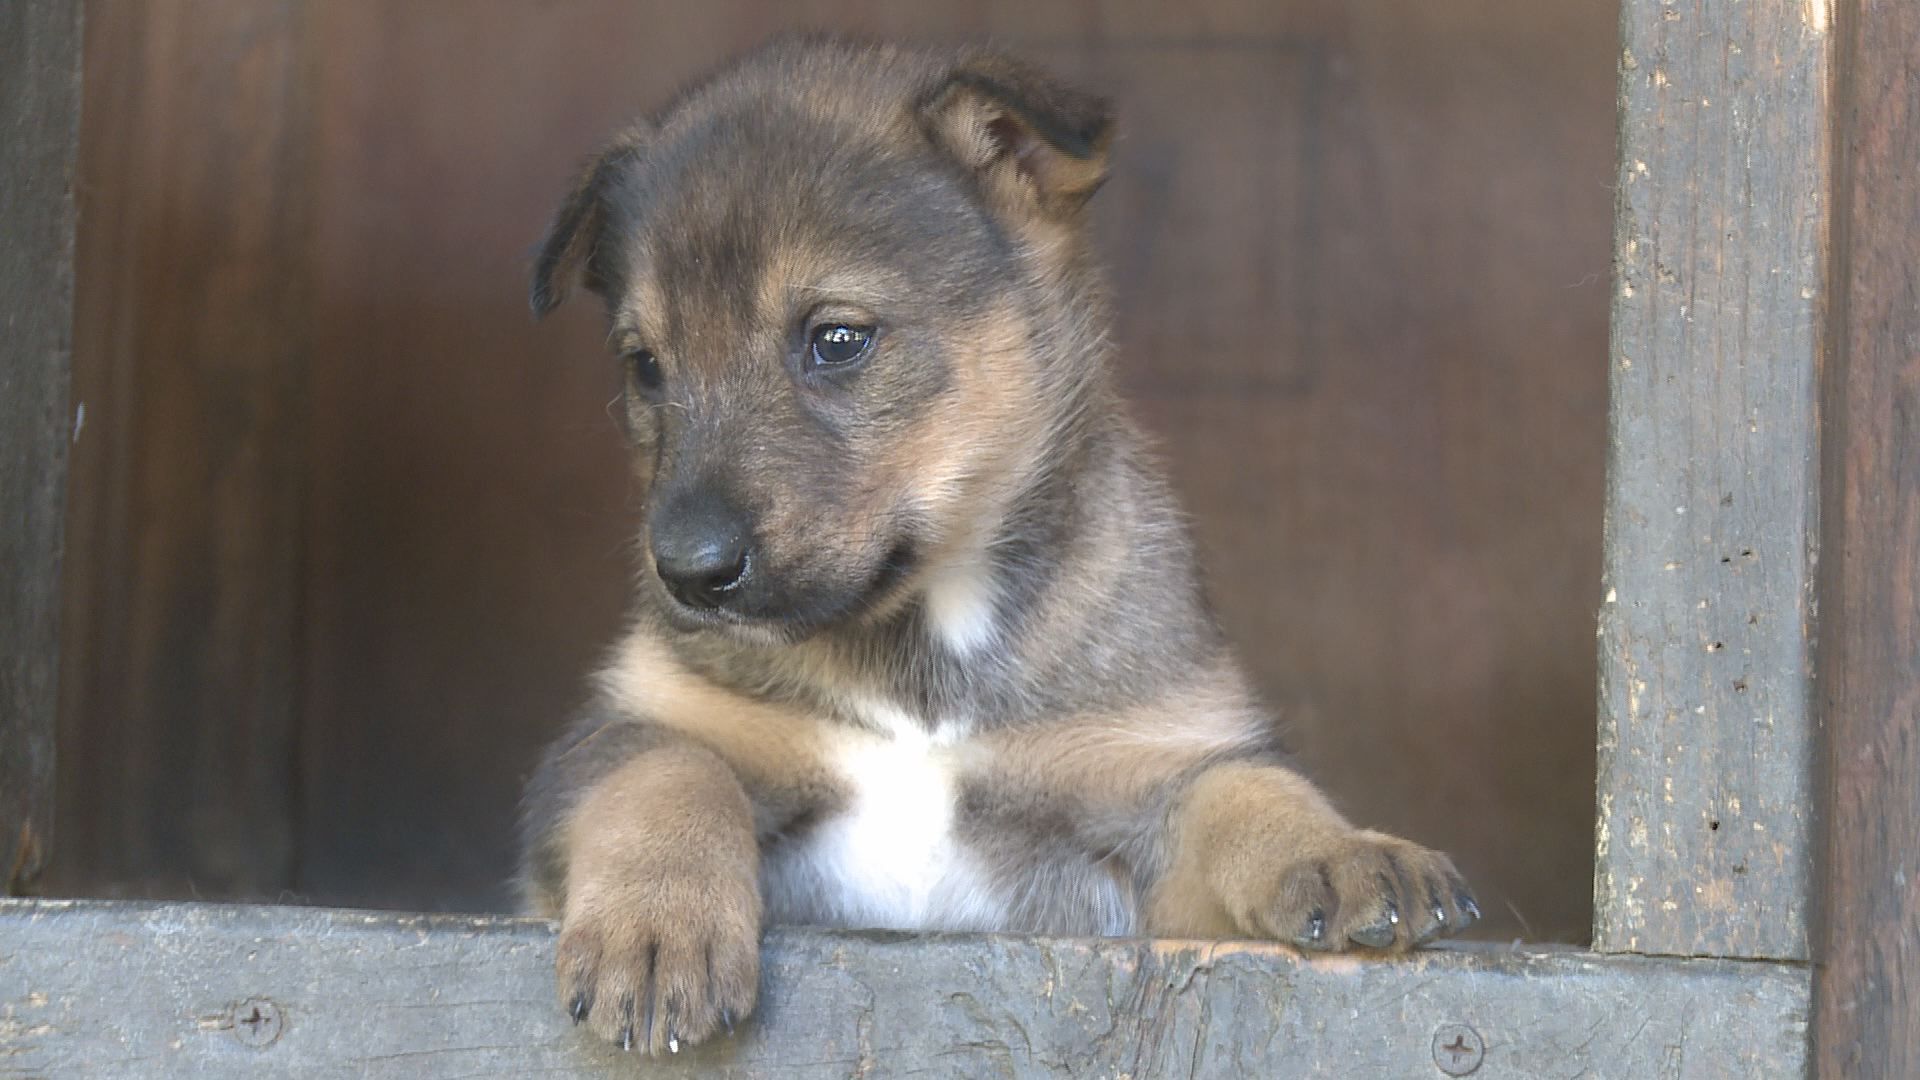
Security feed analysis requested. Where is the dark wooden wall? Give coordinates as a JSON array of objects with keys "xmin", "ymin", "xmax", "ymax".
[
  {"xmin": 53, "ymin": 0, "xmax": 1616, "ymax": 943},
  {"xmin": 58, "ymin": 0, "xmax": 315, "ymax": 900},
  {"xmin": 1814, "ymin": 0, "xmax": 1920, "ymax": 1073}
]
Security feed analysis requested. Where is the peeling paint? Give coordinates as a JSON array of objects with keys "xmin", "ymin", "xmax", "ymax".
[{"xmin": 1804, "ymin": 0, "xmax": 1831, "ymax": 34}]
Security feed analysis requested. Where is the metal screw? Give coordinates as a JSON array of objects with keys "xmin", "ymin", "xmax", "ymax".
[
  {"xmin": 231, "ymin": 999, "xmax": 283, "ymax": 1048},
  {"xmin": 1431, "ymin": 1023, "xmax": 1484, "ymax": 1076}
]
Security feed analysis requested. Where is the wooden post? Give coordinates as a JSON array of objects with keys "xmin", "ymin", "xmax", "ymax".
[
  {"xmin": 0, "ymin": 0, "xmax": 84, "ymax": 894},
  {"xmin": 1812, "ymin": 0, "xmax": 1920, "ymax": 1074},
  {"xmin": 1595, "ymin": 0, "xmax": 1832, "ymax": 962}
]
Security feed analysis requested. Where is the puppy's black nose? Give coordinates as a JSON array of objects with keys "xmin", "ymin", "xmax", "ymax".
[{"xmin": 650, "ymin": 494, "xmax": 753, "ymax": 610}]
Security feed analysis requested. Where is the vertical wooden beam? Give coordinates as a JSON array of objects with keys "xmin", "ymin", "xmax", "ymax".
[
  {"xmin": 52, "ymin": 0, "xmax": 314, "ymax": 898},
  {"xmin": 0, "ymin": 0, "xmax": 84, "ymax": 894},
  {"xmin": 1595, "ymin": 0, "xmax": 1831, "ymax": 961},
  {"xmin": 1813, "ymin": 0, "xmax": 1920, "ymax": 1073}
]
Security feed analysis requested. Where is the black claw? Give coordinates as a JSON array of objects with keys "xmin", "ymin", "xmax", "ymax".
[
  {"xmin": 1351, "ymin": 891, "xmax": 1397, "ymax": 941},
  {"xmin": 721, "ymin": 1009, "xmax": 736, "ymax": 1036},
  {"xmin": 1457, "ymin": 893, "xmax": 1482, "ymax": 926},
  {"xmin": 569, "ymin": 993, "xmax": 591, "ymax": 1025},
  {"xmin": 1293, "ymin": 908, "xmax": 1329, "ymax": 950},
  {"xmin": 618, "ymin": 991, "xmax": 638, "ymax": 1052},
  {"xmin": 668, "ymin": 1025, "xmax": 681, "ymax": 1054},
  {"xmin": 1350, "ymin": 914, "xmax": 1397, "ymax": 948}
]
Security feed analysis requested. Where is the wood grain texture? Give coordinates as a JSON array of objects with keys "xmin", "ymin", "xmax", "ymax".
[
  {"xmin": 50, "ymin": 0, "xmax": 315, "ymax": 899},
  {"xmin": 1594, "ymin": 0, "xmax": 1828, "ymax": 962},
  {"xmin": 0, "ymin": 899, "xmax": 1809, "ymax": 1078},
  {"xmin": 1812, "ymin": 0, "xmax": 1920, "ymax": 1074},
  {"xmin": 0, "ymin": 0, "xmax": 83, "ymax": 895}
]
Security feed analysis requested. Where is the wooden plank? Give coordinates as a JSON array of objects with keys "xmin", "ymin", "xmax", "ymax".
[
  {"xmin": 0, "ymin": 0, "xmax": 84, "ymax": 894},
  {"xmin": 49, "ymin": 0, "xmax": 314, "ymax": 899},
  {"xmin": 1811, "ymin": 0, "xmax": 1920, "ymax": 1074},
  {"xmin": 1594, "ymin": 0, "xmax": 1829, "ymax": 961},
  {"xmin": 0, "ymin": 899, "xmax": 1808, "ymax": 1078}
]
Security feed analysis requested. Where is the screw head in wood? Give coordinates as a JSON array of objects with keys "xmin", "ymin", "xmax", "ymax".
[
  {"xmin": 1431, "ymin": 1022, "xmax": 1484, "ymax": 1075},
  {"xmin": 231, "ymin": 998, "xmax": 283, "ymax": 1048}
]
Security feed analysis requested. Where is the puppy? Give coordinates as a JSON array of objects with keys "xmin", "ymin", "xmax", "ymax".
[{"xmin": 521, "ymin": 35, "xmax": 1478, "ymax": 1054}]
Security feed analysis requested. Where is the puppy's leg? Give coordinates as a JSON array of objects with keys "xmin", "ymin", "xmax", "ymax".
[
  {"xmin": 522, "ymin": 711, "xmax": 759, "ymax": 1054},
  {"xmin": 1147, "ymin": 762, "xmax": 1480, "ymax": 951}
]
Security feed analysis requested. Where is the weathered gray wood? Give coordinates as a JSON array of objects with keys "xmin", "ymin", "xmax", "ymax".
[
  {"xmin": 1812, "ymin": 0, "xmax": 1920, "ymax": 1075},
  {"xmin": 0, "ymin": 0, "xmax": 83, "ymax": 894},
  {"xmin": 0, "ymin": 899, "xmax": 1808, "ymax": 1078},
  {"xmin": 1595, "ymin": 0, "xmax": 1828, "ymax": 961}
]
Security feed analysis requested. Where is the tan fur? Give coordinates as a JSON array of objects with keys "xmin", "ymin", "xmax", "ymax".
[
  {"xmin": 919, "ymin": 60, "xmax": 1112, "ymax": 219},
  {"xmin": 975, "ymin": 665, "xmax": 1270, "ymax": 824},
  {"xmin": 555, "ymin": 744, "xmax": 760, "ymax": 1052},
  {"xmin": 1149, "ymin": 763, "xmax": 1473, "ymax": 949},
  {"xmin": 886, "ymin": 307, "xmax": 1045, "ymax": 537},
  {"xmin": 595, "ymin": 633, "xmax": 841, "ymax": 835}
]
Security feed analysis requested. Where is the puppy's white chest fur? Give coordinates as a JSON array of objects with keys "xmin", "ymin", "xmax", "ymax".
[{"xmin": 761, "ymin": 703, "xmax": 1004, "ymax": 931}]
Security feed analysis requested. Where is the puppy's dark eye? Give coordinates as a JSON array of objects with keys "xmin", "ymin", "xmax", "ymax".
[
  {"xmin": 808, "ymin": 324, "xmax": 875, "ymax": 369},
  {"xmin": 625, "ymin": 349, "xmax": 663, "ymax": 392}
]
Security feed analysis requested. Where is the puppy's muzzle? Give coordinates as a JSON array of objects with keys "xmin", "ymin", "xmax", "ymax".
[{"xmin": 650, "ymin": 491, "xmax": 754, "ymax": 611}]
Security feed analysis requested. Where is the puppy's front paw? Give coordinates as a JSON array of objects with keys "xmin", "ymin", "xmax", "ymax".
[
  {"xmin": 1246, "ymin": 830, "xmax": 1479, "ymax": 953},
  {"xmin": 555, "ymin": 870, "xmax": 761, "ymax": 1054}
]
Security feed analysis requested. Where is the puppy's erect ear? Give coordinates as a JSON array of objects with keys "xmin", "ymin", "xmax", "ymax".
[
  {"xmin": 529, "ymin": 126, "xmax": 647, "ymax": 318},
  {"xmin": 918, "ymin": 54, "xmax": 1114, "ymax": 218}
]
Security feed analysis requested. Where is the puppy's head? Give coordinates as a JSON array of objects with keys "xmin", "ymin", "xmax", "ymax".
[{"xmin": 532, "ymin": 37, "xmax": 1113, "ymax": 639}]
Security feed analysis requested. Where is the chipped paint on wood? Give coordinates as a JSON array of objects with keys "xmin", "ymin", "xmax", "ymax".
[{"xmin": 1804, "ymin": 0, "xmax": 1831, "ymax": 34}]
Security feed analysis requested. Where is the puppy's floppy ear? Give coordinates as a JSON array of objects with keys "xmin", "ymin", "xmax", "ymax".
[
  {"xmin": 918, "ymin": 54, "xmax": 1114, "ymax": 217},
  {"xmin": 529, "ymin": 126, "xmax": 647, "ymax": 318}
]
